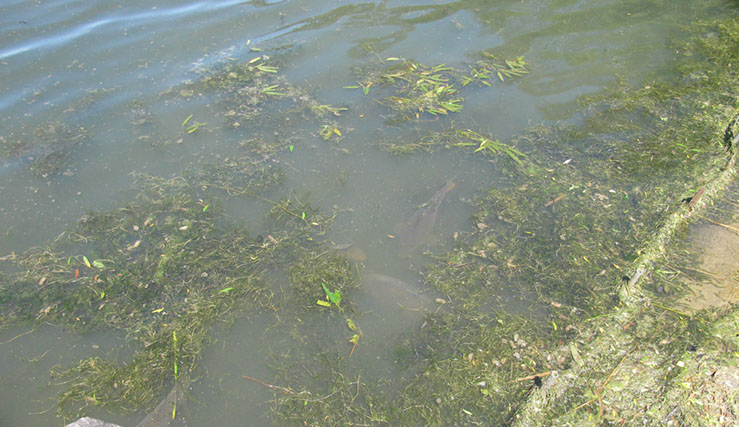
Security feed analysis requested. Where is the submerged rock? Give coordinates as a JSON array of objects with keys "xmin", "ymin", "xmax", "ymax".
[{"xmin": 65, "ymin": 418, "xmax": 121, "ymax": 427}]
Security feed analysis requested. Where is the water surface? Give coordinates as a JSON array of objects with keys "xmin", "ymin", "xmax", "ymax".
[{"xmin": 0, "ymin": 0, "xmax": 732, "ymax": 424}]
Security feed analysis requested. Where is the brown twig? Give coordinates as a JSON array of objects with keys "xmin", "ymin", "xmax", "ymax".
[
  {"xmin": 451, "ymin": 262, "xmax": 474, "ymax": 268},
  {"xmin": 665, "ymin": 262, "xmax": 722, "ymax": 281},
  {"xmin": 242, "ymin": 376, "xmax": 294, "ymax": 394},
  {"xmin": 0, "ymin": 328, "xmax": 36, "ymax": 344},
  {"xmin": 349, "ymin": 331, "xmax": 362, "ymax": 357},
  {"xmin": 544, "ymin": 194, "xmax": 566, "ymax": 207},
  {"xmin": 687, "ymin": 186, "xmax": 706, "ymax": 210},
  {"xmin": 514, "ymin": 371, "xmax": 552, "ymax": 382},
  {"xmin": 696, "ymin": 214, "xmax": 739, "ymax": 233},
  {"xmin": 260, "ymin": 304, "xmax": 278, "ymax": 312}
]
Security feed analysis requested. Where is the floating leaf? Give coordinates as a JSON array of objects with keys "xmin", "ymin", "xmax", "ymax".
[
  {"xmin": 256, "ymin": 64, "xmax": 278, "ymax": 73},
  {"xmin": 330, "ymin": 290, "xmax": 341, "ymax": 307},
  {"xmin": 347, "ymin": 318, "xmax": 357, "ymax": 331},
  {"xmin": 316, "ymin": 300, "xmax": 331, "ymax": 307},
  {"xmin": 202, "ymin": 204, "xmax": 209, "ymax": 212},
  {"xmin": 152, "ymin": 308, "xmax": 164, "ymax": 313},
  {"xmin": 92, "ymin": 260, "xmax": 105, "ymax": 269},
  {"xmin": 289, "ymin": 145, "xmax": 294, "ymax": 152},
  {"xmin": 186, "ymin": 123, "xmax": 207, "ymax": 133},
  {"xmin": 99, "ymin": 291, "xmax": 105, "ymax": 300},
  {"xmin": 261, "ymin": 85, "xmax": 285, "ymax": 96},
  {"xmin": 82, "ymin": 256, "xmax": 92, "ymax": 269},
  {"xmin": 219, "ymin": 287, "xmax": 234, "ymax": 293},
  {"xmin": 182, "ymin": 114, "xmax": 193, "ymax": 127}
]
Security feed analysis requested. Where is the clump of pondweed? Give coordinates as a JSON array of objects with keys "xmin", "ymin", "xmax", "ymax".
[
  {"xmin": 388, "ymin": 310, "xmax": 566, "ymax": 425},
  {"xmin": 270, "ymin": 350, "xmax": 391, "ymax": 425},
  {"xmin": 0, "ymin": 122, "xmax": 89, "ymax": 178},
  {"xmin": 190, "ymin": 55, "xmax": 346, "ymax": 130},
  {"xmin": 418, "ymin": 153, "xmax": 634, "ymax": 318},
  {"xmin": 380, "ymin": 126, "xmax": 526, "ymax": 168},
  {"xmin": 269, "ymin": 309, "xmax": 568, "ymax": 425},
  {"xmin": 1, "ymin": 172, "xmax": 270, "ymax": 329},
  {"xmin": 363, "ymin": 60, "xmax": 463, "ymax": 122},
  {"xmin": 0, "ymin": 169, "xmax": 340, "ymax": 417},
  {"xmin": 352, "ymin": 54, "xmax": 527, "ymax": 123},
  {"xmin": 287, "ymin": 251, "xmax": 360, "ymax": 309},
  {"xmin": 461, "ymin": 52, "xmax": 529, "ymax": 87},
  {"xmin": 237, "ymin": 136, "xmax": 298, "ymax": 160},
  {"xmin": 432, "ymin": 16, "xmax": 737, "ymax": 313},
  {"xmin": 186, "ymin": 158, "xmax": 285, "ymax": 197}
]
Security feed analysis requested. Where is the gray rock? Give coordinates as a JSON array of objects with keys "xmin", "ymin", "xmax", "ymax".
[{"xmin": 65, "ymin": 417, "xmax": 121, "ymax": 427}]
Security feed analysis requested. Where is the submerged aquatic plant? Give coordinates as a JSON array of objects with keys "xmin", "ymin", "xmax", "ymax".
[
  {"xmin": 0, "ymin": 122, "xmax": 90, "ymax": 178},
  {"xmin": 0, "ymin": 163, "xmax": 339, "ymax": 417},
  {"xmin": 380, "ymin": 126, "xmax": 526, "ymax": 166},
  {"xmin": 270, "ymin": 16, "xmax": 739, "ymax": 426}
]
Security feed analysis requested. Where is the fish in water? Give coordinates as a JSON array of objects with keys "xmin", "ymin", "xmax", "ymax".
[
  {"xmin": 361, "ymin": 273, "xmax": 434, "ymax": 313},
  {"xmin": 136, "ymin": 378, "xmax": 189, "ymax": 427},
  {"xmin": 394, "ymin": 177, "xmax": 456, "ymax": 256}
]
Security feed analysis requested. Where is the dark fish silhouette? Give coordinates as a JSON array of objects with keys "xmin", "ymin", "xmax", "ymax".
[{"xmin": 394, "ymin": 177, "xmax": 456, "ymax": 256}]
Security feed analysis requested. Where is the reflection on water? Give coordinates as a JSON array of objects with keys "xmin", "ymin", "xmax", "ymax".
[{"xmin": 0, "ymin": 0, "xmax": 733, "ymax": 425}]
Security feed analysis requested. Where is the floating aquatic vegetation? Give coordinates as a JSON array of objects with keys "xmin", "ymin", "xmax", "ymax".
[
  {"xmin": 183, "ymin": 55, "xmax": 347, "ymax": 131},
  {"xmin": 352, "ymin": 53, "xmax": 528, "ymax": 123},
  {"xmin": 196, "ymin": 56, "xmax": 289, "ymax": 128},
  {"xmin": 318, "ymin": 122, "xmax": 344, "ymax": 142},
  {"xmin": 288, "ymin": 252, "xmax": 359, "ymax": 309},
  {"xmin": 362, "ymin": 59, "xmax": 463, "ymax": 121},
  {"xmin": 462, "ymin": 53, "xmax": 529, "ymax": 86},
  {"xmin": 269, "ymin": 349, "xmax": 390, "ymax": 425}
]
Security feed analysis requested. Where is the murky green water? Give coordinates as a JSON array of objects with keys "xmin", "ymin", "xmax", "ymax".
[{"xmin": 0, "ymin": 0, "xmax": 735, "ymax": 425}]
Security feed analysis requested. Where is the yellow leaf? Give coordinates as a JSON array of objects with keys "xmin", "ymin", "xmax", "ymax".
[{"xmin": 316, "ymin": 300, "xmax": 331, "ymax": 307}]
